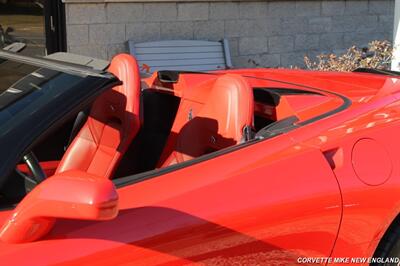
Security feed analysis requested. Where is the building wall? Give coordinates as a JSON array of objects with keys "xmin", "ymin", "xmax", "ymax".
[{"xmin": 65, "ymin": 0, "xmax": 394, "ymax": 68}]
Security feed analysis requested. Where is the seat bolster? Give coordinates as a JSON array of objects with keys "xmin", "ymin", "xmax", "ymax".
[
  {"xmin": 56, "ymin": 124, "xmax": 98, "ymax": 174},
  {"xmin": 108, "ymin": 54, "xmax": 141, "ymax": 149}
]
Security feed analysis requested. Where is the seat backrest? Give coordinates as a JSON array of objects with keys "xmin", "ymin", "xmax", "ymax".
[
  {"xmin": 56, "ymin": 54, "xmax": 141, "ymax": 178},
  {"xmin": 160, "ymin": 74, "xmax": 254, "ymax": 167},
  {"xmin": 129, "ymin": 39, "xmax": 232, "ymax": 75}
]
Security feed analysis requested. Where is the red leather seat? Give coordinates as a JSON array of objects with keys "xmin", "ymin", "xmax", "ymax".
[
  {"xmin": 160, "ymin": 74, "xmax": 254, "ymax": 167},
  {"xmin": 56, "ymin": 54, "xmax": 141, "ymax": 178}
]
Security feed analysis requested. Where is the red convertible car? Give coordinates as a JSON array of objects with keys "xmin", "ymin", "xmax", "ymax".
[{"xmin": 0, "ymin": 50, "xmax": 400, "ymax": 265}]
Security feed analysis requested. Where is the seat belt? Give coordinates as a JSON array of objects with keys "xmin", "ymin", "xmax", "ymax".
[
  {"xmin": 64, "ymin": 108, "xmax": 90, "ymax": 151},
  {"xmin": 241, "ymin": 125, "xmax": 255, "ymax": 143}
]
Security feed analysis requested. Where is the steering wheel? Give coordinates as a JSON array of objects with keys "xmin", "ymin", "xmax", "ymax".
[{"xmin": 17, "ymin": 151, "xmax": 47, "ymax": 187}]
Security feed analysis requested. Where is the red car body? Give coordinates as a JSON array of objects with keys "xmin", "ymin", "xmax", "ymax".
[{"xmin": 1, "ymin": 64, "xmax": 400, "ymax": 265}]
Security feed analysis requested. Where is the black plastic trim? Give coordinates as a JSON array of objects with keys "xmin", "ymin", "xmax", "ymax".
[
  {"xmin": 253, "ymin": 87, "xmax": 323, "ymax": 107},
  {"xmin": 114, "ymin": 138, "xmax": 262, "ymax": 188},
  {"xmin": 255, "ymin": 87, "xmax": 323, "ymax": 96},
  {"xmin": 353, "ymin": 68, "xmax": 400, "ymax": 77},
  {"xmin": 246, "ymin": 76, "xmax": 352, "ymax": 126},
  {"xmin": 255, "ymin": 116, "xmax": 300, "ymax": 139}
]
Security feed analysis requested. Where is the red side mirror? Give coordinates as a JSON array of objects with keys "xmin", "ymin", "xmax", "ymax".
[{"xmin": 0, "ymin": 170, "xmax": 119, "ymax": 244}]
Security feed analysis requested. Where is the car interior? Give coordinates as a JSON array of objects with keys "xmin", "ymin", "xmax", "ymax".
[{"xmin": 0, "ymin": 53, "xmax": 343, "ymax": 207}]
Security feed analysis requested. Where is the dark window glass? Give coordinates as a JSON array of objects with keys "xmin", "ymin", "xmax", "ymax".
[
  {"xmin": 0, "ymin": 59, "xmax": 84, "ymax": 136},
  {"xmin": 0, "ymin": 60, "xmax": 39, "ymax": 106}
]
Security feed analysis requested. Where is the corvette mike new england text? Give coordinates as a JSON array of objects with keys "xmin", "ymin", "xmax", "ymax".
[{"xmin": 297, "ymin": 257, "xmax": 400, "ymax": 264}]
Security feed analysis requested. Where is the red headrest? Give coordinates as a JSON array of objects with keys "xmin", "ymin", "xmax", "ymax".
[
  {"xmin": 90, "ymin": 54, "xmax": 141, "ymax": 148},
  {"xmin": 162, "ymin": 74, "xmax": 254, "ymax": 165}
]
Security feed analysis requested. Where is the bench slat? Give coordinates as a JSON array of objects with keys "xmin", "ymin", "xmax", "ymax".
[
  {"xmin": 134, "ymin": 40, "xmax": 221, "ymax": 48},
  {"xmin": 129, "ymin": 39, "xmax": 232, "ymax": 73},
  {"xmin": 135, "ymin": 46, "xmax": 223, "ymax": 54},
  {"xmin": 141, "ymin": 58, "xmax": 226, "ymax": 68},
  {"xmin": 150, "ymin": 64, "xmax": 225, "ymax": 72},
  {"xmin": 136, "ymin": 52, "xmax": 225, "ymax": 61}
]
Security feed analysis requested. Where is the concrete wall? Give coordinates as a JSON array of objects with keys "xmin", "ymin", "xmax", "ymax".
[{"xmin": 65, "ymin": 0, "xmax": 395, "ymax": 68}]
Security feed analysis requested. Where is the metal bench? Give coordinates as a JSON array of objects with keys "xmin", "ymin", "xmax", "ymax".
[
  {"xmin": 128, "ymin": 39, "xmax": 232, "ymax": 74},
  {"xmin": 2, "ymin": 42, "xmax": 26, "ymax": 53}
]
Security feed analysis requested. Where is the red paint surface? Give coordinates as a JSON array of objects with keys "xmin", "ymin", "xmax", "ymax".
[{"xmin": 2, "ymin": 68, "xmax": 400, "ymax": 265}]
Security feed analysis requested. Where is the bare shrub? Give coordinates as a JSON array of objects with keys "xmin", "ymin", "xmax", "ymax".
[{"xmin": 304, "ymin": 40, "xmax": 393, "ymax": 72}]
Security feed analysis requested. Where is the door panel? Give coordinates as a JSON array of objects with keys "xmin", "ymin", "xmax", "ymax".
[{"xmin": 0, "ymin": 136, "xmax": 342, "ymax": 265}]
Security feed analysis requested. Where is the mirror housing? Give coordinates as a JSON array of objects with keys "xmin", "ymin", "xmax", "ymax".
[{"xmin": 0, "ymin": 170, "xmax": 118, "ymax": 244}]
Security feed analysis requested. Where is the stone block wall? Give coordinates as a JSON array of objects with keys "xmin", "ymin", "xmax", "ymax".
[{"xmin": 65, "ymin": 0, "xmax": 394, "ymax": 68}]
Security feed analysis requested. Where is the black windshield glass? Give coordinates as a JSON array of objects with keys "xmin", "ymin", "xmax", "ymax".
[
  {"xmin": 0, "ymin": 60, "xmax": 79, "ymax": 111},
  {"xmin": 0, "ymin": 60, "xmax": 85, "ymax": 135},
  {"xmin": 0, "ymin": 60, "xmax": 39, "ymax": 107}
]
